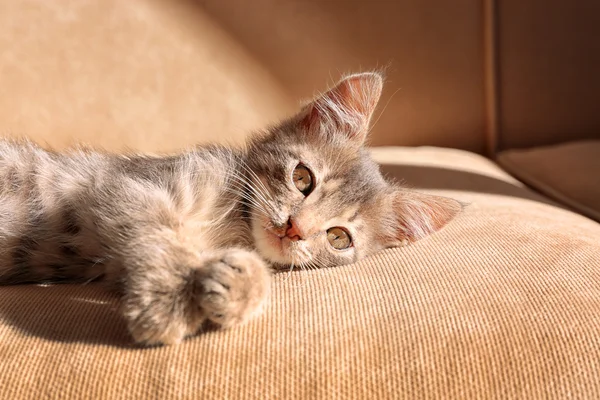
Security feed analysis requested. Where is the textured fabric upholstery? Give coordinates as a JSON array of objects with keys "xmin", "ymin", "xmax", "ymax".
[{"xmin": 2, "ymin": 147, "xmax": 599, "ymax": 399}]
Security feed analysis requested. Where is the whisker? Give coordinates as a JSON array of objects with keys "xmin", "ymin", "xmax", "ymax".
[
  {"xmin": 228, "ymin": 163, "xmax": 273, "ymax": 205},
  {"xmin": 237, "ymin": 160, "xmax": 274, "ymax": 202},
  {"xmin": 283, "ymin": 253, "xmax": 296, "ymax": 282},
  {"xmin": 224, "ymin": 190, "xmax": 269, "ymax": 213},
  {"xmin": 226, "ymin": 171, "xmax": 275, "ymax": 215},
  {"xmin": 221, "ymin": 187, "xmax": 272, "ymax": 216}
]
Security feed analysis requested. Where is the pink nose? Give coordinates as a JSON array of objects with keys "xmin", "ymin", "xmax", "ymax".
[{"xmin": 285, "ymin": 218, "xmax": 303, "ymax": 241}]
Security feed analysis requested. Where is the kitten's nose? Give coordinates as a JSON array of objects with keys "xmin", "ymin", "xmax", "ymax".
[{"xmin": 285, "ymin": 218, "xmax": 303, "ymax": 241}]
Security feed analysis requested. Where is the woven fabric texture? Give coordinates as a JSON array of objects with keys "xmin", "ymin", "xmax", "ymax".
[{"xmin": 1, "ymin": 147, "xmax": 599, "ymax": 399}]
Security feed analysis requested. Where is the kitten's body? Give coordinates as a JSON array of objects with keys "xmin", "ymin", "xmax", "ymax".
[
  {"xmin": 0, "ymin": 73, "xmax": 460, "ymax": 345},
  {"xmin": 0, "ymin": 142, "xmax": 246, "ymax": 283}
]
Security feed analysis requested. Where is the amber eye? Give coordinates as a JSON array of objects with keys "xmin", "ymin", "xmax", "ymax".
[
  {"xmin": 292, "ymin": 164, "xmax": 314, "ymax": 195},
  {"xmin": 327, "ymin": 227, "xmax": 352, "ymax": 250}
]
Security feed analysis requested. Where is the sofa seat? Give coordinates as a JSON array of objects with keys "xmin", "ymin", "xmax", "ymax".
[{"xmin": 1, "ymin": 147, "xmax": 599, "ymax": 399}]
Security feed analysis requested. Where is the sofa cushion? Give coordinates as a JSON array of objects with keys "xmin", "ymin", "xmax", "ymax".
[
  {"xmin": 1, "ymin": 147, "xmax": 599, "ymax": 399},
  {"xmin": 497, "ymin": 140, "xmax": 600, "ymax": 222}
]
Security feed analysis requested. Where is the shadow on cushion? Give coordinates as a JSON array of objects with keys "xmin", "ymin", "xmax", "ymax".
[
  {"xmin": 0, "ymin": 284, "xmax": 130, "ymax": 346},
  {"xmin": 379, "ymin": 163, "xmax": 563, "ymax": 209}
]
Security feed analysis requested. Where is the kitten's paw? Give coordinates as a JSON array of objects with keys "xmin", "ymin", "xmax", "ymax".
[
  {"xmin": 123, "ymin": 277, "xmax": 201, "ymax": 346},
  {"xmin": 123, "ymin": 295, "xmax": 192, "ymax": 346},
  {"xmin": 122, "ymin": 249, "xmax": 270, "ymax": 346},
  {"xmin": 197, "ymin": 249, "xmax": 271, "ymax": 329},
  {"xmin": 123, "ymin": 253, "xmax": 207, "ymax": 346}
]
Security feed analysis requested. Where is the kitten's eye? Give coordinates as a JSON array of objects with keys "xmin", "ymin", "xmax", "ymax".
[
  {"xmin": 292, "ymin": 164, "xmax": 314, "ymax": 195},
  {"xmin": 327, "ymin": 227, "xmax": 352, "ymax": 250}
]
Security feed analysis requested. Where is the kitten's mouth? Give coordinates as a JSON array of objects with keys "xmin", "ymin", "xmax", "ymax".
[
  {"xmin": 251, "ymin": 216, "xmax": 303, "ymax": 265},
  {"xmin": 265, "ymin": 228, "xmax": 284, "ymax": 252},
  {"xmin": 262, "ymin": 224, "xmax": 300, "ymax": 260},
  {"xmin": 265, "ymin": 228, "xmax": 296, "ymax": 252}
]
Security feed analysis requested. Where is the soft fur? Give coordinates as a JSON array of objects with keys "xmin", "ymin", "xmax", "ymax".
[{"xmin": 0, "ymin": 72, "xmax": 460, "ymax": 345}]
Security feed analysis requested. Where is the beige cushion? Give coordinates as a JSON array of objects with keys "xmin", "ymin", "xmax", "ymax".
[
  {"xmin": 2, "ymin": 147, "xmax": 600, "ymax": 399},
  {"xmin": 497, "ymin": 141, "xmax": 600, "ymax": 222}
]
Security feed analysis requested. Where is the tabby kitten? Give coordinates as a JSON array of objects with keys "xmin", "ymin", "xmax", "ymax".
[{"xmin": 0, "ymin": 72, "xmax": 460, "ymax": 345}]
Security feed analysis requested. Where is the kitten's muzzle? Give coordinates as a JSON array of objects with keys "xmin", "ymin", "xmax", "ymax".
[{"xmin": 269, "ymin": 218, "xmax": 303, "ymax": 242}]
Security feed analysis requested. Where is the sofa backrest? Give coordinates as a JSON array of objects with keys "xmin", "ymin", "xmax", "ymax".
[
  {"xmin": 495, "ymin": 1, "xmax": 600, "ymax": 151},
  {"xmin": 1, "ymin": 0, "xmax": 597, "ymax": 154}
]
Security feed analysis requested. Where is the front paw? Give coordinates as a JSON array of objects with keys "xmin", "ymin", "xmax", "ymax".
[
  {"xmin": 196, "ymin": 249, "xmax": 271, "ymax": 329},
  {"xmin": 122, "ymin": 249, "xmax": 271, "ymax": 346}
]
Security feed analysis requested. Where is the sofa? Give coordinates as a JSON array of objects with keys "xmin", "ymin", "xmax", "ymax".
[{"xmin": 1, "ymin": 1, "xmax": 599, "ymax": 399}]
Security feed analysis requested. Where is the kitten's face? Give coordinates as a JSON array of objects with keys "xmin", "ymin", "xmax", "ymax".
[
  {"xmin": 247, "ymin": 134, "xmax": 389, "ymax": 268},
  {"xmin": 245, "ymin": 73, "xmax": 460, "ymax": 269}
]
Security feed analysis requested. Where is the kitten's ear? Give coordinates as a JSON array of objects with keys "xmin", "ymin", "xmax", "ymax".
[
  {"xmin": 300, "ymin": 72, "xmax": 383, "ymax": 146},
  {"xmin": 387, "ymin": 190, "xmax": 462, "ymax": 245}
]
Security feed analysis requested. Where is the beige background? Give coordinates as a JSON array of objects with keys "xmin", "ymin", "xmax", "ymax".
[{"xmin": 0, "ymin": 0, "xmax": 598, "ymax": 153}]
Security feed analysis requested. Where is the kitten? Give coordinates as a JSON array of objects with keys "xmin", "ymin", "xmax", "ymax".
[{"xmin": 0, "ymin": 72, "xmax": 460, "ymax": 345}]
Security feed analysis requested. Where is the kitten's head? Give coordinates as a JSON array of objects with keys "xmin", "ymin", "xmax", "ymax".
[{"xmin": 245, "ymin": 72, "xmax": 460, "ymax": 269}]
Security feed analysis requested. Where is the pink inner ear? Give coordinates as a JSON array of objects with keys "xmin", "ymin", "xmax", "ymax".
[
  {"xmin": 300, "ymin": 73, "xmax": 383, "ymax": 143},
  {"xmin": 336, "ymin": 75, "xmax": 383, "ymax": 116},
  {"xmin": 300, "ymin": 105, "xmax": 320, "ymax": 132},
  {"xmin": 394, "ymin": 192, "xmax": 462, "ymax": 243}
]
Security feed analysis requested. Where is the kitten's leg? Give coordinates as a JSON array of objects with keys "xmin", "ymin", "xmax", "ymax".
[
  {"xmin": 120, "ymin": 237, "xmax": 271, "ymax": 345},
  {"xmin": 91, "ymin": 163, "xmax": 271, "ymax": 345}
]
